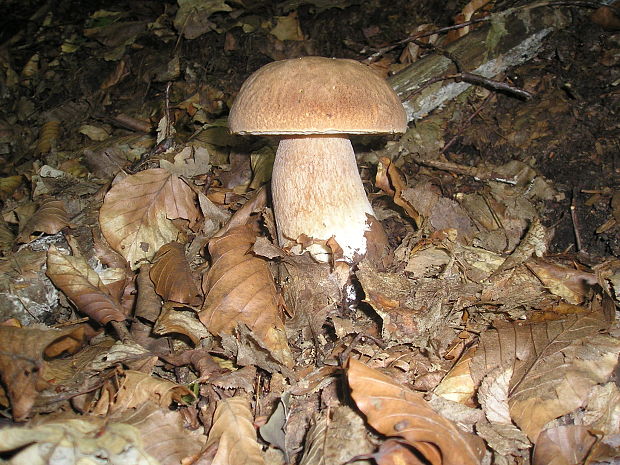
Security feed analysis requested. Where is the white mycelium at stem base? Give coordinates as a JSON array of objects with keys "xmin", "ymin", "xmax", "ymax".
[{"xmin": 272, "ymin": 135, "xmax": 375, "ymax": 262}]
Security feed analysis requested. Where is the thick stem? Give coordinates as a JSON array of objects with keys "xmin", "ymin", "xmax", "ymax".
[{"xmin": 271, "ymin": 135, "xmax": 378, "ymax": 262}]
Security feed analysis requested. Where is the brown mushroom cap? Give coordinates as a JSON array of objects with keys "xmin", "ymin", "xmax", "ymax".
[{"xmin": 228, "ymin": 56, "xmax": 407, "ymax": 135}]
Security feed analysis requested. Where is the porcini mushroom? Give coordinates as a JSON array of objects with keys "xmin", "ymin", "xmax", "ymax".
[{"xmin": 229, "ymin": 56, "xmax": 407, "ymax": 262}]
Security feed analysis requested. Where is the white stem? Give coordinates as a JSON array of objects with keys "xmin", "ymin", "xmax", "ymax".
[{"xmin": 271, "ymin": 135, "xmax": 375, "ymax": 262}]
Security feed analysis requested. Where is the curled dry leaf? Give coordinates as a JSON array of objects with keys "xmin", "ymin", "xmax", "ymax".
[
  {"xmin": 153, "ymin": 303, "xmax": 210, "ymax": 345},
  {"xmin": 205, "ymin": 396, "xmax": 266, "ymax": 465},
  {"xmin": 16, "ymin": 199, "xmax": 71, "ymax": 243},
  {"xmin": 150, "ymin": 242, "xmax": 202, "ymax": 305},
  {"xmin": 470, "ymin": 295, "xmax": 620, "ymax": 441},
  {"xmin": 347, "ymin": 358, "xmax": 485, "ymax": 465},
  {"xmin": 0, "ymin": 325, "xmax": 86, "ymax": 421},
  {"xmin": 376, "ymin": 156, "xmax": 421, "ymax": 227},
  {"xmin": 199, "ymin": 224, "xmax": 292, "ymax": 369},
  {"xmin": 46, "ymin": 245, "xmax": 127, "ymax": 324},
  {"xmin": 99, "ymin": 168, "xmax": 201, "ymax": 269},
  {"xmin": 36, "ymin": 120, "xmax": 61, "ymax": 154}
]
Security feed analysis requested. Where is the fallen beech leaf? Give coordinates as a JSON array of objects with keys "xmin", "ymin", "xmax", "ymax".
[
  {"xmin": 0, "ymin": 417, "xmax": 159, "ymax": 465},
  {"xmin": 434, "ymin": 346, "xmax": 477, "ymax": 404},
  {"xmin": 153, "ymin": 303, "xmax": 210, "ymax": 345},
  {"xmin": 532, "ymin": 425, "xmax": 597, "ymax": 465},
  {"xmin": 477, "ymin": 364, "xmax": 512, "ymax": 425},
  {"xmin": 46, "ymin": 245, "xmax": 127, "ymax": 324},
  {"xmin": 108, "ymin": 370, "xmax": 194, "ymax": 414},
  {"xmin": 0, "ymin": 175, "xmax": 22, "ymax": 201},
  {"xmin": 174, "ymin": 0, "xmax": 233, "ymax": 40},
  {"xmin": 368, "ymin": 439, "xmax": 427, "ymax": 465},
  {"xmin": 206, "ymin": 396, "xmax": 265, "ymax": 465},
  {"xmin": 470, "ymin": 297, "xmax": 620, "ymax": 441},
  {"xmin": 116, "ymin": 401, "xmax": 206, "ymax": 465},
  {"xmin": 150, "ymin": 242, "xmax": 202, "ymax": 305},
  {"xmin": 16, "ymin": 199, "xmax": 71, "ymax": 243},
  {"xmin": 347, "ymin": 358, "xmax": 485, "ymax": 465},
  {"xmin": 135, "ymin": 264, "xmax": 163, "ymax": 322},
  {"xmin": 526, "ymin": 258, "xmax": 597, "ymax": 304},
  {"xmin": 99, "ymin": 168, "xmax": 201, "ymax": 269},
  {"xmin": 582, "ymin": 382, "xmax": 620, "ymax": 435},
  {"xmin": 159, "ymin": 145, "xmax": 211, "ymax": 178},
  {"xmin": 199, "ymin": 224, "xmax": 292, "ymax": 368},
  {"xmin": 376, "ymin": 157, "xmax": 421, "ymax": 226},
  {"xmin": 36, "ymin": 120, "xmax": 61, "ymax": 154},
  {"xmin": 0, "ymin": 218, "xmax": 14, "ymax": 252},
  {"xmin": 0, "ymin": 325, "xmax": 86, "ymax": 421},
  {"xmin": 299, "ymin": 407, "xmax": 374, "ymax": 465},
  {"xmin": 591, "ymin": 0, "xmax": 620, "ymax": 30},
  {"xmin": 475, "ymin": 419, "xmax": 530, "ymax": 456},
  {"xmin": 259, "ymin": 392, "xmax": 290, "ymax": 461},
  {"xmin": 270, "ymin": 11, "xmax": 304, "ymax": 41}
]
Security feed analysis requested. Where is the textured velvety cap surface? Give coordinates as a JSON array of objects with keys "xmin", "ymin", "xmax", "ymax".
[{"xmin": 228, "ymin": 56, "xmax": 407, "ymax": 135}]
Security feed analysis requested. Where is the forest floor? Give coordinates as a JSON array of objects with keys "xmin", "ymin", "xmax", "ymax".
[{"xmin": 0, "ymin": 1, "xmax": 619, "ymax": 464}]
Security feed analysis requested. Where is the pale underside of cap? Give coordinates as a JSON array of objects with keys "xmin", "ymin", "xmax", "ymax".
[{"xmin": 229, "ymin": 56, "xmax": 407, "ymax": 135}]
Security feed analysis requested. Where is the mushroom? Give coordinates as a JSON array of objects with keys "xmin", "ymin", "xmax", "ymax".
[{"xmin": 228, "ymin": 56, "xmax": 407, "ymax": 262}]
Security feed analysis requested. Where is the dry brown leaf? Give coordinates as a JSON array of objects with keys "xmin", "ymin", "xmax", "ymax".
[
  {"xmin": 46, "ymin": 245, "xmax": 127, "ymax": 324},
  {"xmin": 591, "ymin": 1, "xmax": 620, "ymax": 30},
  {"xmin": 0, "ymin": 416, "xmax": 159, "ymax": 465},
  {"xmin": 150, "ymin": 242, "xmax": 201, "ymax": 305},
  {"xmin": 475, "ymin": 419, "xmax": 530, "ymax": 457},
  {"xmin": 0, "ymin": 175, "xmax": 23, "ymax": 201},
  {"xmin": 99, "ymin": 168, "xmax": 201, "ymax": 269},
  {"xmin": 36, "ymin": 120, "xmax": 61, "ymax": 154},
  {"xmin": 16, "ymin": 199, "xmax": 71, "ymax": 243},
  {"xmin": 153, "ymin": 303, "xmax": 210, "ymax": 345},
  {"xmin": 582, "ymin": 382, "xmax": 620, "ymax": 436},
  {"xmin": 532, "ymin": 425, "xmax": 597, "ymax": 465},
  {"xmin": 135, "ymin": 263, "xmax": 162, "ymax": 322},
  {"xmin": 376, "ymin": 157, "xmax": 421, "ymax": 227},
  {"xmin": 477, "ymin": 364, "xmax": 513, "ymax": 425},
  {"xmin": 471, "ymin": 297, "xmax": 620, "ymax": 441},
  {"xmin": 0, "ymin": 217, "xmax": 14, "ymax": 252},
  {"xmin": 446, "ymin": 0, "xmax": 491, "ymax": 41},
  {"xmin": 206, "ymin": 396, "xmax": 266, "ymax": 465},
  {"xmin": 347, "ymin": 357, "xmax": 486, "ymax": 465},
  {"xmin": 0, "ymin": 325, "xmax": 86, "ymax": 421},
  {"xmin": 299, "ymin": 407, "xmax": 374, "ymax": 465},
  {"xmin": 434, "ymin": 346, "xmax": 477, "ymax": 404},
  {"xmin": 114, "ymin": 401, "xmax": 206, "ymax": 465},
  {"xmin": 199, "ymin": 224, "xmax": 292, "ymax": 369},
  {"xmin": 369, "ymin": 439, "xmax": 428, "ymax": 465},
  {"xmin": 525, "ymin": 258, "xmax": 597, "ymax": 304},
  {"xmin": 107, "ymin": 370, "xmax": 194, "ymax": 414}
]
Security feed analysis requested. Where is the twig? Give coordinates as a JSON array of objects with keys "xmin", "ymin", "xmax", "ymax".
[
  {"xmin": 403, "ymin": 72, "xmax": 532, "ymax": 102},
  {"xmin": 366, "ymin": 1, "xmax": 611, "ymax": 63},
  {"xmin": 570, "ymin": 188, "xmax": 583, "ymax": 252},
  {"xmin": 364, "ymin": 18, "xmax": 490, "ymax": 63},
  {"xmin": 338, "ymin": 333, "xmax": 386, "ymax": 367}
]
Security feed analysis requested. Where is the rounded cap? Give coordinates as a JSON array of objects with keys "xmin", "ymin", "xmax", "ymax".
[{"xmin": 229, "ymin": 56, "xmax": 407, "ymax": 135}]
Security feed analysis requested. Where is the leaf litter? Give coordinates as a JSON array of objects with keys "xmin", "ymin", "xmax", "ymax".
[{"xmin": 0, "ymin": 0, "xmax": 619, "ymax": 464}]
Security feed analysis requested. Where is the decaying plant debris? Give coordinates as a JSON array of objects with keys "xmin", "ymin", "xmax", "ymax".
[{"xmin": 0, "ymin": 0, "xmax": 619, "ymax": 464}]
